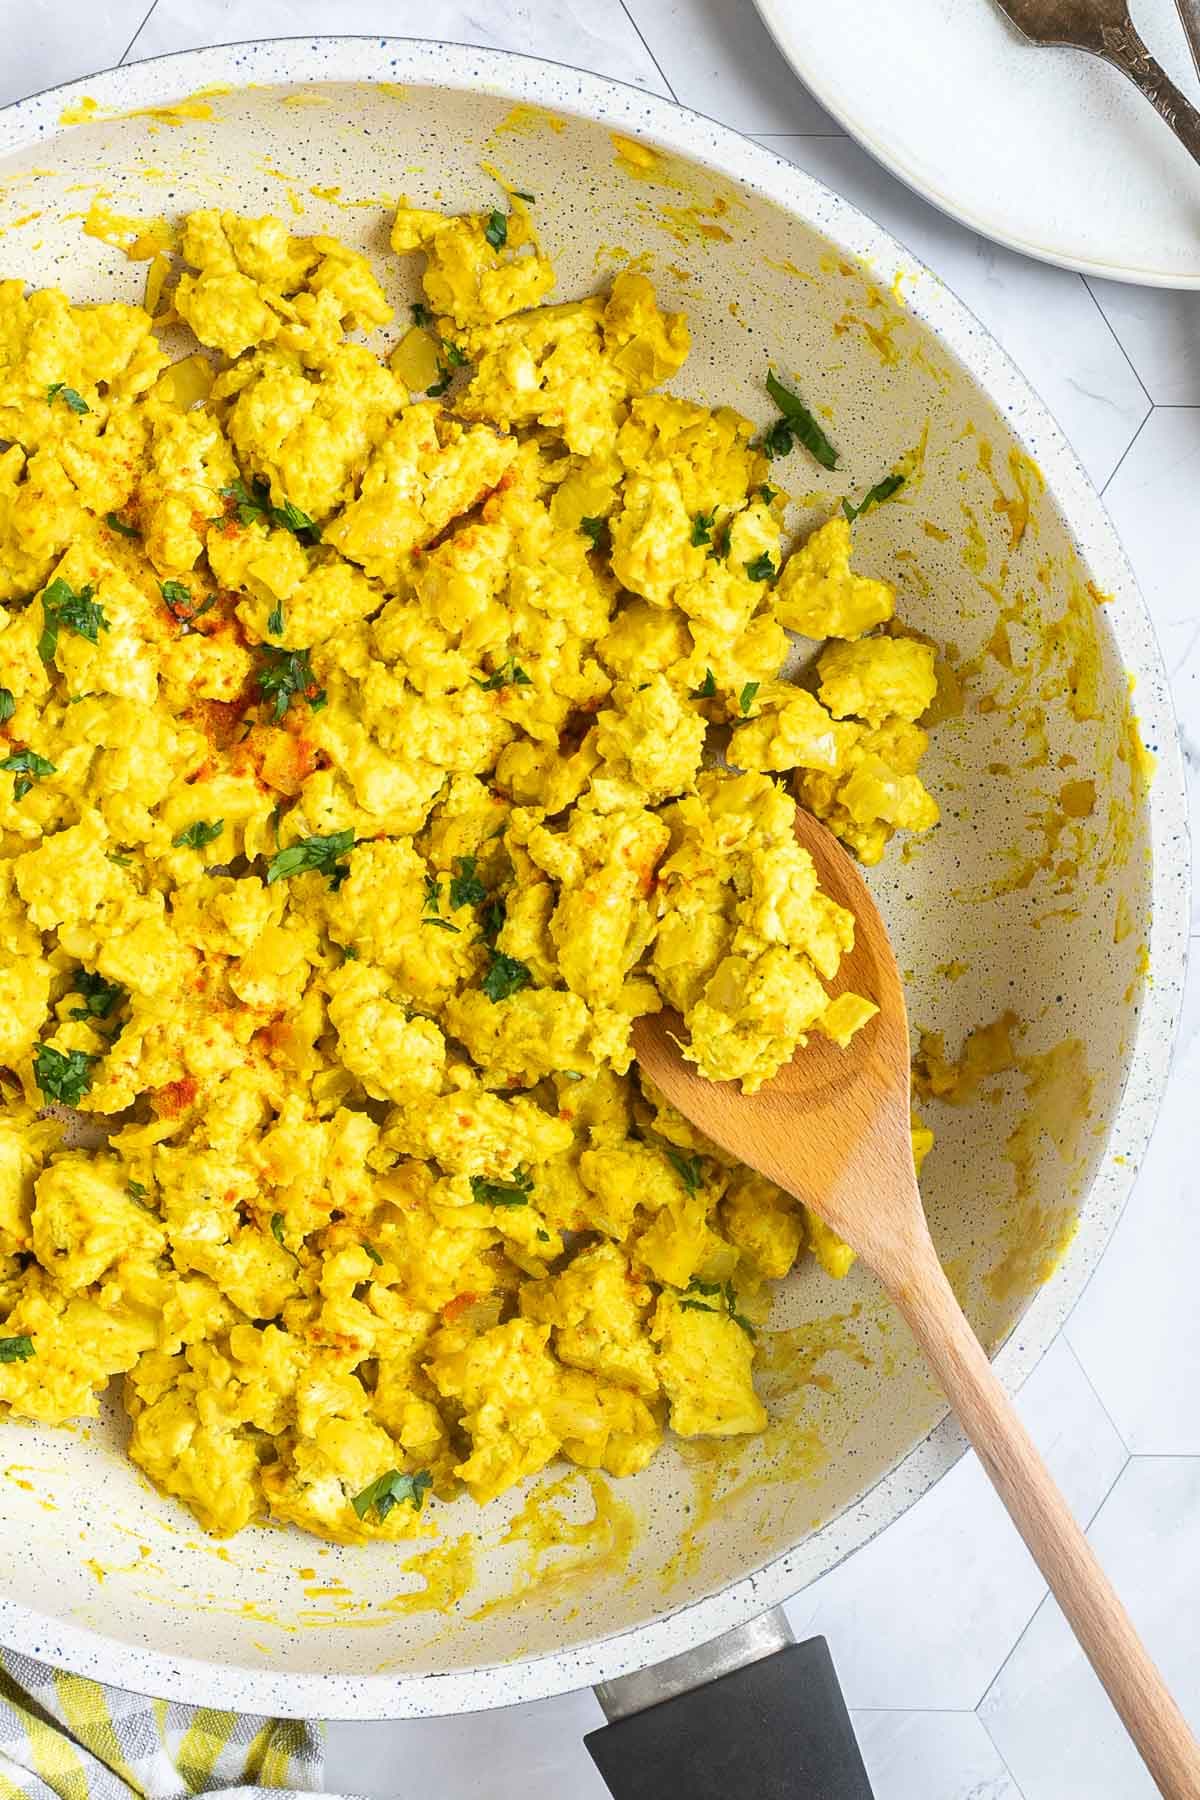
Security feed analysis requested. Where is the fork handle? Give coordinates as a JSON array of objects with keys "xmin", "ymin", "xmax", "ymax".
[
  {"xmin": 1098, "ymin": 16, "xmax": 1200, "ymax": 168},
  {"xmin": 877, "ymin": 1217, "xmax": 1200, "ymax": 1799}
]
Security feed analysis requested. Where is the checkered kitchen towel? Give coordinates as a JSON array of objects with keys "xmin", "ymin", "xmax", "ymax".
[{"xmin": 0, "ymin": 1650, "xmax": 333, "ymax": 1800}]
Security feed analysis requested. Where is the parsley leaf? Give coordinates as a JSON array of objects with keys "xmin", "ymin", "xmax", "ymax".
[
  {"xmin": 423, "ymin": 873, "xmax": 442, "ymax": 914},
  {"xmin": 0, "ymin": 1335, "xmax": 34, "ymax": 1362},
  {"xmin": 724, "ymin": 1278, "xmax": 756, "ymax": 1338},
  {"xmin": 270, "ymin": 1212, "xmax": 286, "ymax": 1246},
  {"xmin": 172, "ymin": 819, "xmax": 224, "ymax": 851},
  {"xmin": 127, "ymin": 1180, "xmax": 148, "ymax": 1200},
  {"xmin": 410, "ymin": 301, "xmax": 433, "ymax": 326},
  {"xmin": 104, "ymin": 511, "xmax": 140, "ymax": 538},
  {"xmin": 363, "ymin": 1242, "xmax": 383, "ymax": 1266},
  {"xmin": 745, "ymin": 552, "xmax": 776, "ymax": 583},
  {"xmin": 514, "ymin": 189, "xmax": 536, "ymax": 202},
  {"xmin": 579, "ymin": 516, "xmax": 609, "ymax": 552},
  {"xmin": 267, "ymin": 601, "xmax": 285, "ymax": 637},
  {"xmin": 424, "ymin": 917, "xmax": 460, "ymax": 932},
  {"xmin": 69, "ymin": 970, "xmax": 123, "ymax": 1021},
  {"xmin": 0, "ymin": 688, "xmax": 13, "ymax": 725},
  {"xmin": 222, "ymin": 476, "xmax": 321, "ymax": 544},
  {"xmin": 351, "ymin": 1468, "xmax": 433, "ymax": 1521},
  {"xmin": 441, "ymin": 339, "xmax": 469, "ymax": 367},
  {"xmin": 842, "ymin": 473, "xmax": 906, "ymax": 522},
  {"xmin": 33, "ymin": 1044, "xmax": 96, "ymax": 1107},
  {"xmin": 266, "ymin": 829, "xmax": 356, "ymax": 888},
  {"xmin": 482, "ymin": 948, "xmax": 532, "ymax": 1003},
  {"xmin": 342, "ymin": 944, "xmax": 359, "ymax": 960},
  {"xmin": 474, "ymin": 657, "xmax": 531, "ymax": 692},
  {"xmin": 690, "ymin": 669, "xmax": 717, "ymax": 700},
  {"xmin": 757, "ymin": 483, "xmax": 778, "ymax": 504},
  {"xmin": 160, "ymin": 579, "xmax": 215, "ymax": 626},
  {"xmin": 256, "ymin": 646, "xmax": 326, "ymax": 722},
  {"xmin": 739, "ymin": 681, "xmax": 759, "ymax": 716},
  {"xmin": 449, "ymin": 855, "xmax": 487, "ymax": 909},
  {"xmin": 678, "ymin": 1276, "xmax": 755, "ymax": 1337},
  {"xmin": 690, "ymin": 511, "xmax": 715, "ymax": 548},
  {"xmin": 426, "ymin": 365, "xmax": 453, "ymax": 398},
  {"xmin": 481, "ymin": 896, "xmax": 506, "ymax": 945},
  {"xmin": 2, "ymin": 749, "xmax": 55, "ymax": 801},
  {"xmin": 38, "ymin": 577, "xmax": 108, "ymax": 662},
  {"xmin": 469, "ymin": 1168, "xmax": 533, "ymax": 1208},
  {"xmin": 665, "ymin": 1150, "xmax": 704, "ymax": 1194},
  {"xmin": 761, "ymin": 370, "xmax": 838, "ymax": 471},
  {"xmin": 484, "ymin": 210, "xmax": 508, "ymax": 250},
  {"xmin": 47, "ymin": 382, "xmax": 89, "ymax": 414}
]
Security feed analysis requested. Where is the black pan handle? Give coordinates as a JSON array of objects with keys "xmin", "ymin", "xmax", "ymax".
[{"xmin": 586, "ymin": 1618, "xmax": 874, "ymax": 1800}]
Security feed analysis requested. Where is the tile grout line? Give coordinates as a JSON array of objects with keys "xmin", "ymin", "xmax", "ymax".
[
  {"xmin": 972, "ymin": 1446, "xmax": 1132, "ymax": 1719},
  {"xmin": 1059, "ymin": 1335, "xmax": 1130, "ymax": 1458},
  {"xmin": 118, "ymin": 0, "xmax": 159, "ymax": 65},
  {"xmin": 1081, "ymin": 274, "xmax": 1154, "ymax": 412},
  {"xmin": 1100, "ymin": 406, "xmax": 1153, "ymax": 496},
  {"xmin": 617, "ymin": 1, "xmax": 679, "ymax": 102}
]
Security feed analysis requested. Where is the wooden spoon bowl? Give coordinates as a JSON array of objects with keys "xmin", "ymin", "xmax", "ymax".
[{"xmin": 634, "ymin": 805, "xmax": 1200, "ymax": 1799}]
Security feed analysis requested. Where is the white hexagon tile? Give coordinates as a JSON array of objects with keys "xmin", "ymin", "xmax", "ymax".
[{"xmin": 4, "ymin": 2, "xmax": 1200, "ymax": 1796}]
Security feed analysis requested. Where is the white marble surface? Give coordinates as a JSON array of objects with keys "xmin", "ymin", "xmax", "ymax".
[{"xmin": 3, "ymin": 2, "xmax": 1199, "ymax": 1795}]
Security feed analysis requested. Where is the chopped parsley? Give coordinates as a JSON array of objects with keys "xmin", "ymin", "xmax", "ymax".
[
  {"xmin": 474, "ymin": 657, "xmax": 531, "ymax": 692},
  {"xmin": 423, "ymin": 917, "xmax": 461, "ymax": 932},
  {"xmin": 0, "ymin": 1336, "xmax": 34, "ymax": 1362},
  {"xmin": 104, "ymin": 511, "xmax": 140, "ymax": 538},
  {"xmin": 469, "ymin": 1168, "xmax": 533, "ymax": 1208},
  {"xmin": 484, "ymin": 210, "xmax": 508, "ymax": 250},
  {"xmin": 739, "ymin": 681, "xmax": 759, "ymax": 716},
  {"xmin": 679, "ymin": 1277, "xmax": 755, "ymax": 1337},
  {"xmin": 441, "ymin": 340, "xmax": 469, "ymax": 367},
  {"xmin": 744, "ymin": 553, "xmax": 776, "ymax": 583},
  {"xmin": 0, "ymin": 688, "xmax": 12, "ymax": 725},
  {"xmin": 127, "ymin": 1180, "xmax": 148, "ymax": 1200},
  {"xmin": 480, "ymin": 896, "xmax": 506, "ymax": 945},
  {"xmin": 426, "ymin": 365, "xmax": 453, "ymax": 398},
  {"xmin": 173, "ymin": 819, "xmax": 224, "ymax": 851},
  {"xmin": 757, "ymin": 483, "xmax": 778, "ymax": 504},
  {"xmin": 69, "ymin": 970, "xmax": 124, "ymax": 1021},
  {"xmin": 351, "ymin": 1467, "xmax": 433, "ymax": 1521},
  {"xmin": 579, "ymin": 516, "xmax": 610, "ymax": 552},
  {"xmin": 410, "ymin": 301, "xmax": 433, "ymax": 326},
  {"xmin": 222, "ymin": 476, "xmax": 321, "ymax": 544},
  {"xmin": 33, "ymin": 1044, "xmax": 96, "ymax": 1107},
  {"xmin": 267, "ymin": 601, "xmax": 285, "ymax": 638},
  {"xmin": 690, "ymin": 511, "xmax": 715, "ymax": 548},
  {"xmin": 449, "ymin": 855, "xmax": 487, "ymax": 910},
  {"xmin": 690, "ymin": 669, "xmax": 717, "ymax": 700},
  {"xmin": 270, "ymin": 1212, "xmax": 286, "ymax": 1246},
  {"xmin": 760, "ymin": 370, "xmax": 838, "ymax": 471},
  {"xmin": 482, "ymin": 948, "xmax": 532, "ymax": 1003},
  {"xmin": 363, "ymin": 1242, "xmax": 383, "ymax": 1266},
  {"xmin": 342, "ymin": 944, "xmax": 359, "ymax": 960},
  {"xmin": 38, "ymin": 577, "xmax": 108, "ymax": 662},
  {"xmin": 842, "ymin": 473, "xmax": 906, "ymax": 522},
  {"xmin": 1, "ymin": 749, "xmax": 55, "ymax": 801},
  {"xmin": 665, "ymin": 1150, "xmax": 704, "ymax": 1194},
  {"xmin": 47, "ymin": 382, "xmax": 89, "ymax": 414},
  {"xmin": 514, "ymin": 189, "xmax": 536, "ymax": 202},
  {"xmin": 255, "ymin": 646, "xmax": 326, "ymax": 722},
  {"xmin": 160, "ymin": 579, "xmax": 214, "ymax": 626},
  {"xmin": 266, "ymin": 829, "xmax": 356, "ymax": 888}
]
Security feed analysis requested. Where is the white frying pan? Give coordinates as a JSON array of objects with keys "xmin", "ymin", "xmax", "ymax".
[{"xmin": 0, "ymin": 38, "xmax": 1187, "ymax": 1795}]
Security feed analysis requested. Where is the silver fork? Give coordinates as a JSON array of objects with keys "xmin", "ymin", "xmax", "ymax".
[
  {"xmin": 991, "ymin": 0, "xmax": 1200, "ymax": 167},
  {"xmin": 1173, "ymin": 0, "xmax": 1200, "ymax": 80}
]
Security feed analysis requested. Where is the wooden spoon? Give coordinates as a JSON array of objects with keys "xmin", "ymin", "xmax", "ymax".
[{"xmin": 634, "ymin": 805, "xmax": 1200, "ymax": 1799}]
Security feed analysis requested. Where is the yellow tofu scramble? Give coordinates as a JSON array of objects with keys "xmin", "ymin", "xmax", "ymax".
[{"xmin": 0, "ymin": 199, "xmax": 940, "ymax": 1542}]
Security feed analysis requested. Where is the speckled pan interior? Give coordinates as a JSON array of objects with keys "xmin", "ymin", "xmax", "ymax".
[{"xmin": 0, "ymin": 40, "xmax": 1188, "ymax": 1720}]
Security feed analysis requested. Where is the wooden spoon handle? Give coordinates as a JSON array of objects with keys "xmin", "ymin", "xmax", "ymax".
[{"xmin": 882, "ymin": 1225, "xmax": 1200, "ymax": 1799}]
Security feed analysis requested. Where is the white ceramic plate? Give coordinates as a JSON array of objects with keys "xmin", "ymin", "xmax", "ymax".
[{"xmin": 755, "ymin": 0, "xmax": 1200, "ymax": 285}]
